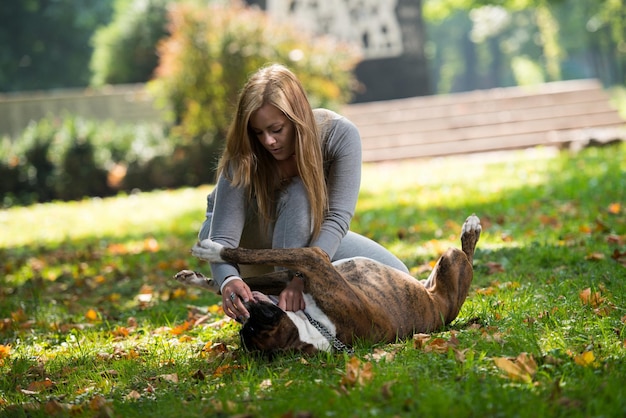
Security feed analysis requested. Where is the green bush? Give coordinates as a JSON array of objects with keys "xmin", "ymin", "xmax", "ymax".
[
  {"xmin": 150, "ymin": 0, "xmax": 361, "ymax": 174},
  {"xmin": 90, "ymin": 0, "xmax": 171, "ymax": 86},
  {"xmin": 0, "ymin": 116, "xmax": 177, "ymax": 207}
]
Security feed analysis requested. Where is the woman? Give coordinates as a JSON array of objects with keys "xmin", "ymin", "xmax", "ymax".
[{"xmin": 199, "ymin": 63, "xmax": 408, "ymax": 321}]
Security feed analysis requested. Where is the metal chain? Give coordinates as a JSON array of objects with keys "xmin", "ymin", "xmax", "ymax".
[{"xmin": 303, "ymin": 311, "xmax": 354, "ymax": 354}]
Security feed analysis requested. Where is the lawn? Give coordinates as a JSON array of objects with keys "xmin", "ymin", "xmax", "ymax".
[{"xmin": 1, "ymin": 143, "xmax": 625, "ymax": 417}]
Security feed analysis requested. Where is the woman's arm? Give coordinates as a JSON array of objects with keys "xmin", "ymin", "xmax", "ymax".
[
  {"xmin": 207, "ymin": 174, "xmax": 247, "ymax": 288},
  {"xmin": 309, "ymin": 110, "xmax": 362, "ymax": 258}
]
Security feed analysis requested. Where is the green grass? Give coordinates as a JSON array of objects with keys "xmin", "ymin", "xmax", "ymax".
[{"xmin": 1, "ymin": 143, "xmax": 625, "ymax": 417}]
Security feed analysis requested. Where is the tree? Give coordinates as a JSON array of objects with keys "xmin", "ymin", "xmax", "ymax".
[
  {"xmin": 90, "ymin": 0, "xmax": 171, "ymax": 86},
  {"xmin": 423, "ymin": 0, "xmax": 625, "ymax": 92},
  {"xmin": 0, "ymin": 0, "xmax": 114, "ymax": 92}
]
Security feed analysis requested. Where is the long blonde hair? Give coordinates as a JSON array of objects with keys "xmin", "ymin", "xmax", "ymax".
[{"xmin": 217, "ymin": 64, "xmax": 328, "ymax": 239}]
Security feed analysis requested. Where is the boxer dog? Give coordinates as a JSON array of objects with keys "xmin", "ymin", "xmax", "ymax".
[{"xmin": 175, "ymin": 215, "xmax": 481, "ymax": 356}]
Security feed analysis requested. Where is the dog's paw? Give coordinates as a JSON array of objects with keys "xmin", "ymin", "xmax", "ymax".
[
  {"xmin": 173, "ymin": 270, "xmax": 217, "ymax": 291},
  {"xmin": 461, "ymin": 215, "xmax": 481, "ymax": 261},
  {"xmin": 191, "ymin": 239, "xmax": 225, "ymax": 262},
  {"xmin": 462, "ymin": 214, "xmax": 482, "ymax": 238}
]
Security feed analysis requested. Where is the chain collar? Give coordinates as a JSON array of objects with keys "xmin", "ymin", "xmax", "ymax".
[{"xmin": 303, "ymin": 311, "xmax": 354, "ymax": 354}]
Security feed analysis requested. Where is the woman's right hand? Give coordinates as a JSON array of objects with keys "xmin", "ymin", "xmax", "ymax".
[{"xmin": 221, "ymin": 278, "xmax": 255, "ymax": 322}]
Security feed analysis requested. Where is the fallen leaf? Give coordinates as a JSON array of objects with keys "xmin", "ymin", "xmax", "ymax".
[
  {"xmin": 579, "ymin": 288, "xmax": 604, "ymax": 308},
  {"xmin": 0, "ymin": 344, "xmax": 10, "ymax": 360},
  {"xmin": 158, "ymin": 373, "xmax": 179, "ymax": 383},
  {"xmin": 45, "ymin": 399, "xmax": 70, "ymax": 415},
  {"xmin": 170, "ymin": 320, "xmax": 193, "ymax": 336},
  {"xmin": 573, "ymin": 351, "xmax": 595, "ymax": 367},
  {"xmin": 608, "ymin": 202, "xmax": 621, "ymax": 215},
  {"xmin": 413, "ymin": 333, "xmax": 456, "ymax": 354},
  {"xmin": 112, "ymin": 326, "xmax": 130, "ymax": 338},
  {"xmin": 126, "ymin": 390, "xmax": 141, "ymax": 400},
  {"xmin": 143, "ymin": 237, "xmax": 160, "ymax": 252},
  {"xmin": 493, "ymin": 353, "xmax": 537, "ymax": 383},
  {"xmin": 365, "ymin": 347, "xmax": 399, "ymax": 362},
  {"xmin": 341, "ymin": 357, "xmax": 373, "ymax": 387},
  {"xmin": 485, "ymin": 262, "xmax": 505, "ymax": 275},
  {"xmin": 27, "ymin": 378, "xmax": 55, "ymax": 393},
  {"xmin": 259, "ymin": 379, "xmax": 272, "ymax": 390},
  {"xmin": 585, "ymin": 252, "xmax": 605, "ymax": 261}
]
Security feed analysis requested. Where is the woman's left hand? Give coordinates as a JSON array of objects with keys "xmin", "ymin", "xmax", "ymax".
[{"xmin": 278, "ymin": 276, "xmax": 305, "ymax": 312}]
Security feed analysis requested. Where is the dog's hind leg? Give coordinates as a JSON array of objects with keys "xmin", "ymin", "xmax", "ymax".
[
  {"xmin": 461, "ymin": 215, "xmax": 481, "ymax": 264},
  {"xmin": 422, "ymin": 215, "xmax": 481, "ymax": 325}
]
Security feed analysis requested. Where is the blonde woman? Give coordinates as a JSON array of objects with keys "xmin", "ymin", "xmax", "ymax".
[{"xmin": 199, "ymin": 64, "xmax": 407, "ymax": 321}]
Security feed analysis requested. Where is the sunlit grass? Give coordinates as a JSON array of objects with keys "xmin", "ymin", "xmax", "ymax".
[{"xmin": 1, "ymin": 143, "xmax": 625, "ymax": 417}]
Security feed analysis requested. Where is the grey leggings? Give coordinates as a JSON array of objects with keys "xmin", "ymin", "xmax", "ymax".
[{"xmin": 199, "ymin": 178, "xmax": 409, "ymax": 278}]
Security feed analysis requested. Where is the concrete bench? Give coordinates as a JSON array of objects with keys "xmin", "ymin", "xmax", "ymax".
[{"xmin": 342, "ymin": 79, "xmax": 625, "ymax": 162}]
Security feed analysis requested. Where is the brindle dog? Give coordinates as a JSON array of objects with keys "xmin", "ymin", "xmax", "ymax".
[{"xmin": 175, "ymin": 215, "xmax": 481, "ymax": 356}]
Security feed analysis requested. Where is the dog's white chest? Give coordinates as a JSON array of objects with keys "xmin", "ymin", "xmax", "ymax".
[{"xmin": 285, "ymin": 294, "xmax": 337, "ymax": 352}]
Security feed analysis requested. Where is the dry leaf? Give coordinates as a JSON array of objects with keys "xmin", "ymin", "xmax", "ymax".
[
  {"xmin": 493, "ymin": 353, "xmax": 537, "ymax": 383},
  {"xmin": 413, "ymin": 333, "xmax": 431, "ymax": 349},
  {"xmin": 170, "ymin": 320, "xmax": 193, "ymax": 335},
  {"xmin": 485, "ymin": 262, "xmax": 505, "ymax": 275},
  {"xmin": 0, "ymin": 344, "xmax": 11, "ymax": 360},
  {"xmin": 45, "ymin": 399, "xmax": 70, "ymax": 415},
  {"xmin": 585, "ymin": 252, "xmax": 605, "ymax": 261},
  {"xmin": 579, "ymin": 288, "xmax": 604, "ymax": 308},
  {"xmin": 89, "ymin": 394, "xmax": 109, "ymax": 411},
  {"xmin": 126, "ymin": 390, "xmax": 142, "ymax": 400},
  {"xmin": 26, "ymin": 378, "xmax": 55, "ymax": 393},
  {"xmin": 365, "ymin": 347, "xmax": 398, "ymax": 362},
  {"xmin": 341, "ymin": 357, "xmax": 373, "ymax": 387},
  {"xmin": 608, "ymin": 202, "xmax": 621, "ymax": 214},
  {"xmin": 158, "ymin": 373, "xmax": 179, "ymax": 383},
  {"xmin": 85, "ymin": 309, "xmax": 99, "ymax": 322},
  {"xmin": 573, "ymin": 351, "xmax": 595, "ymax": 367}
]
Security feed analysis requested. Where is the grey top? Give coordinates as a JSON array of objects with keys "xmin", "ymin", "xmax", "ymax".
[{"xmin": 208, "ymin": 108, "xmax": 362, "ymax": 285}]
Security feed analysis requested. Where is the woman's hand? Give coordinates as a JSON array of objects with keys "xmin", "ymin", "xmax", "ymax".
[
  {"xmin": 221, "ymin": 278, "xmax": 255, "ymax": 321},
  {"xmin": 278, "ymin": 276, "xmax": 305, "ymax": 312}
]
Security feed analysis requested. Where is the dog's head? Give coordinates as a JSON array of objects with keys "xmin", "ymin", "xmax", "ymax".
[{"xmin": 239, "ymin": 292, "xmax": 317, "ymax": 357}]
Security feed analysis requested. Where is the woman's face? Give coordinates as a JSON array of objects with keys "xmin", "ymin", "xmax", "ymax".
[{"xmin": 249, "ymin": 103, "xmax": 296, "ymax": 161}]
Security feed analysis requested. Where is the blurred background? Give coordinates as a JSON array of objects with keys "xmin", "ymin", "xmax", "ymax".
[{"xmin": 1, "ymin": 0, "xmax": 624, "ymax": 206}]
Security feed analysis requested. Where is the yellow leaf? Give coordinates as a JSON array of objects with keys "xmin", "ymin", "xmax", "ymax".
[
  {"xmin": 574, "ymin": 351, "xmax": 595, "ymax": 367},
  {"xmin": 113, "ymin": 326, "xmax": 130, "ymax": 338},
  {"xmin": 0, "ymin": 344, "xmax": 11, "ymax": 359},
  {"xmin": 608, "ymin": 202, "xmax": 621, "ymax": 214},
  {"xmin": 493, "ymin": 353, "xmax": 537, "ymax": 383},
  {"xmin": 85, "ymin": 309, "xmax": 99, "ymax": 322},
  {"xmin": 170, "ymin": 320, "xmax": 193, "ymax": 335}
]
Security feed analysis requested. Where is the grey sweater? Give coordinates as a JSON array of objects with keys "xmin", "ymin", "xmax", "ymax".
[{"xmin": 205, "ymin": 108, "xmax": 362, "ymax": 287}]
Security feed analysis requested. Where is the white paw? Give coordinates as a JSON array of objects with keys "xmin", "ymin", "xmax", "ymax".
[
  {"xmin": 462, "ymin": 214, "xmax": 482, "ymax": 236},
  {"xmin": 191, "ymin": 239, "xmax": 225, "ymax": 262}
]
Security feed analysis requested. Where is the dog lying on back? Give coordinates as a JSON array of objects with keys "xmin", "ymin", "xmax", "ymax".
[{"xmin": 175, "ymin": 215, "xmax": 481, "ymax": 356}]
